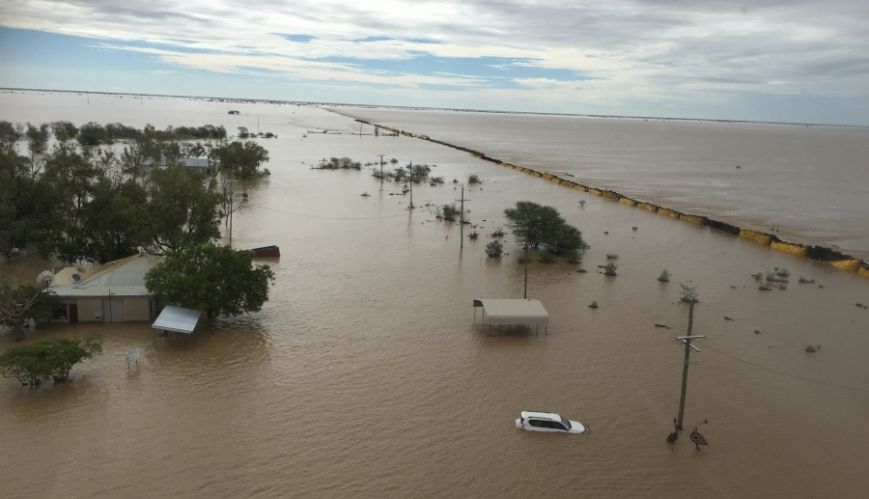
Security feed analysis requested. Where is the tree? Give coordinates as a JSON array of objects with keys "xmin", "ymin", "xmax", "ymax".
[
  {"xmin": 0, "ymin": 336, "xmax": 102, "ymax": 386},
  {"xmin": 0, "ymin": 121, "xmax": 21, "ymax": 146},
  {"xmin": 504, "ymin": 201, "xmax": 566, "ymax": 249},
  {"xmin": 0, "ymin": 145, "xmax": 40, "ymax": 251},
  {"xmin": 145, "ymin": 243, "xmax": 275, "ymax": 319},
  {"xmin": 0, "ymin": 283, "xmax": 56, "ymax": 340},
  {"xmin": 84, "ymin": 177, "xmax": 150, "ymax": 262},
  {"xmin": 25, "ymin": 123, "xmax": 50, "ymax": 157},
  {"xmin": 547, "ymin": 224, "xmax": 586, "ymax": 257},
  {"xmin": 77, "ymin": 122, "xmax": 108, "ymax": 146},
  {"xmin": 146, "ymin": 167, "xmax": 221, "ymax": 253},
  {"xmin": 51, "ymin": 121, "xmax": 79, "ymax": 142},
  {"xmin": 38, "ymin": 144, "xmax": 103, "ymax": 261},
  {"xmin": 213, "ymin": 141, "xmax": 269, "ymax": 179}
]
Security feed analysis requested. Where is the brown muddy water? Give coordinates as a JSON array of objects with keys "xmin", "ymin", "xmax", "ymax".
[
  {"xmin": 337, "ymin": 106, "xmax": 869, "ymax": 261},
  {"xmin": 1, "ymin": 91, "xmax": 868, "ymax": 498}
]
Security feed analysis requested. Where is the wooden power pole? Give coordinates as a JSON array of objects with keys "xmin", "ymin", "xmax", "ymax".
[
  {"xmin": 675, "ymin": 299, "xmax": 703, "ymax": 431},
  {"xmin": 456, "ymin": 185, "xmax": 470, "ymax": 250},
  {"xmin": 379, "ymin": 154, "xmax": 384, "ymax": 190},
  {"xmin": 408, "ymin": 161, "xmax": 414, "ymax": 210}
]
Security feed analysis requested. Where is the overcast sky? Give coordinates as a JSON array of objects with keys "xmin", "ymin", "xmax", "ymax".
[{"xmin": 1, "ymin": 0, "xmax": 868, "ymax": 124}]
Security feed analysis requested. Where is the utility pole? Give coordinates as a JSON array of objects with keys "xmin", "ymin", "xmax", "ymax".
[
  {"xmin": 675, "ymin": 298, "xmax": 703, "ymax": 431},
  {"xmin": 523, "ymin": 243, "xmax": 529, "ymax": 298},
  {"xmin": 456, "ymin": 185, "xmax": 470, "ymax": 250},
  {"xmin": 379, "ymin": 154, "xmax": 384, "ymax": 190},
  {"xmin": 408, "ymin": 161, "xmax": 414, "ymax": 210}
]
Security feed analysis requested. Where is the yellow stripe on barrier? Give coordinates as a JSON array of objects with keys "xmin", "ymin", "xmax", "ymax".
[
  {"xmin": 542, "ymin": 173, "xmax": 555, "ymax": 180},
  {"xmin": 619, "ymin": 198, "xmax": 637, "ymax": 206},
  {"xmin": 658, "ymin": 208, "xmax": 680, "ymax": 219},
  {"xmin": 588, "ymin": 188, "xmax": 603, "ymax": 196},
  {"xmin": 639, "ymin": 203, "xmax": 658, "ymax": 213},
  {"xmin": 602, "ymin": 191, "xmax": 620, "ymax": 200},
  {"xmin": 770, "ymin": 241, "xmax": 808, "ymax": 257},
  {"xmin": 859, "ymin": 266, "xmax": 869, "ymax": 278},
  {"xmin": 679, "ymin": 214, "xmax": 705, "ymax": 225},
  {"xmin": 574, "ymin": 184, "xmax": 588, "ymax": 192},
  {"xmin": 830, "ymin": 259, "xmax": 860, "ymax": 272},
  {"xmin": 739, "ymin": 229, "xmax": 772, "ymax": 246}
]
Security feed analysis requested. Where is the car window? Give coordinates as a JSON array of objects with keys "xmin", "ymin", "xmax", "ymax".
[{"xmin": 528, "ymin": 419, "xmax": 545, "ymax": 427}]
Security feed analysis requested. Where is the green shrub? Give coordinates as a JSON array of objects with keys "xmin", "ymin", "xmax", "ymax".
[
  {"xmin": 485, "ymin": 240, "xmax": 503, "ymax": 257},
  {"xmin": 0, "ymin": 336, "xmax": 102, "ymax": 386}
]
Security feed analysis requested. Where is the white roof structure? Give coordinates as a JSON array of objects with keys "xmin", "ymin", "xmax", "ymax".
[
  {"xmin": 50, "ymin": 254, "xmax": 162, "ymax": 297},
  {"xmin": 473, "ymin": 298, "xmax": 549, "ymax": 330},
  {"xmin": 151, "ymin": 306, "xmax": 201, "ymax": 335}
]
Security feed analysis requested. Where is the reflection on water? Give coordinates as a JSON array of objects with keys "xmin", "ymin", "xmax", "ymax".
[{"xmin": 1, "ymin": 92, "xmax": 868, "ymax": 498}]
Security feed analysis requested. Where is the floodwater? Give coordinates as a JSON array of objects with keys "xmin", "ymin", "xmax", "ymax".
[
  {"xmin": 1, "ymin": 91, "xmax": 868, "ymax": 498},
  {"xmin": 338, "ymin": 106, "xmax": 869, "ymax": 260}
]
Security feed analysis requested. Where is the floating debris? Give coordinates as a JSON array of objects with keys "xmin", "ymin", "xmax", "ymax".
[
  {"xmin": 754, "ymin": 329, "xmax": 762, "ymax": 335},
  {"xmin": 658, "ymin": 270, "xmax": 670, "ymax": 283},
  {"xmin": 804, "ymin": 344, "xmax": 821, "ymax": 353},
  {"xmin": 606, "ymin": 253, "xmax": 618, "ymax": 260},
  {"xmin": 723, "ymin": 316, "xmax": 734, "ymax": 321},
  {"xmin": 654, "ymin": 323, "xmax": 671, "ymax": 329},
  {"xmin": 690, "ymin": 425, "xmax": 710, "ymax": 450},
  {"xmin": 588, "ymin": 301, "xmax": 599, "ymax": 309},
  {"xmin": 666, "ymin": 418, "xmax": 679, "ymax": 445},
  {"xmin": 857, "ymin": 303, "xmax": 867, "ymax": 309},
  {"xmin": 360, "ymin": 192, "xmax": 370, "ymax": 197},
  {"xmin": 758, "ymin": 285, "xmax": 773, "ymax": 291},
  {"xmin": 798, "ymin": 277, "xmax": 815, "ymax": 284},
  {"xmin": 632, "ymin": 226, "xmax": 638, "ymax": 231}
]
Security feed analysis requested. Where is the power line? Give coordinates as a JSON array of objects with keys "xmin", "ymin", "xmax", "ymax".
[{"xmin": 702, "ymin": 340, "xmax": 869, "ymax": 393}]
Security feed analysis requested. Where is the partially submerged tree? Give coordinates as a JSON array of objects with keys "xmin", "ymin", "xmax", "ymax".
[
  {"xmin": 503, "ymin": 201, "xmax": 588, "ymax": 262},
  {"xmin": 146, "ymin": 167, "xmax": 221, "ymax": 253},
  {"xmin": 485, "ymin": 240, "xmax": 503, "ymax": 257},
  {"xmin": 213, "ymin": 141, "xmax": 269, "ymax": 179},
  {"xmin": 0, "ymin": 336, "xmax": 102, "ymax": 386},
  {"xmin": 0, "ymin": 283, "xmax": 56, "ymax": 340},
  {"xmin": 145, "ymin": 243, "xmax": 275, "ymax": 319}
]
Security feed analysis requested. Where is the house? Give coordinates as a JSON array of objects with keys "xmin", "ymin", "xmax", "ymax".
[
  {"xmin": 46, "ymin": 254, "xmax": 162, "ymax": 323},
  {"xmin": 142, "ymin": 156, "xmax": 212, "ymax": 174}
]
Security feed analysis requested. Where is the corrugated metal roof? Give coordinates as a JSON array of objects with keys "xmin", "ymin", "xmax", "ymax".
[
  {"xmin": 142, "ymin": 157, "xmax": 210, "ymax": 169},
  {"xmin": 50, "ymin": 254, "xmax": 162, "ymax": 297},
  {"xmin": 151, "ymin": 305, "xmax": 201, "ymax": 334}
]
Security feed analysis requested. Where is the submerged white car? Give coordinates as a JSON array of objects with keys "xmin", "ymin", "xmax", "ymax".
[{"xmin": 515, "ymin": 411, "xmax": 587, "ymax": 434}]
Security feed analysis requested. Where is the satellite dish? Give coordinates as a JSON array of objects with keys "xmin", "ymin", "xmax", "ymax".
[{"xmin": 36, "ymin": 270, "xmax": 54, "ymax": 288}]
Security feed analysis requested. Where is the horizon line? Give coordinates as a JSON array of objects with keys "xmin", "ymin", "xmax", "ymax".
[{"xmin": 2, "ymin": 86, "xmax": 866, "ymax": 129}]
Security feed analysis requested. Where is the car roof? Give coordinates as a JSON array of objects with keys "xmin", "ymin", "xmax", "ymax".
[{"xmin": 521, "ymin": 411, "xmax": 562, "ymax": 420}]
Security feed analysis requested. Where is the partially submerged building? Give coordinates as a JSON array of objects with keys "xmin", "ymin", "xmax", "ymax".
[
  {"xmin": 142, "ymin": 156, "xmax": 212, "ymax": 174},
  {"xmin": 47, "ymin": 254, "xmax": 162, "ymax": 323}
]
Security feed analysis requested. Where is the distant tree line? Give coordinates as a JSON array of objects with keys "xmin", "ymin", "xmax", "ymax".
[{"xmin": 0, "ymin": 120, "xmax": 270, "ymax": 262}]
